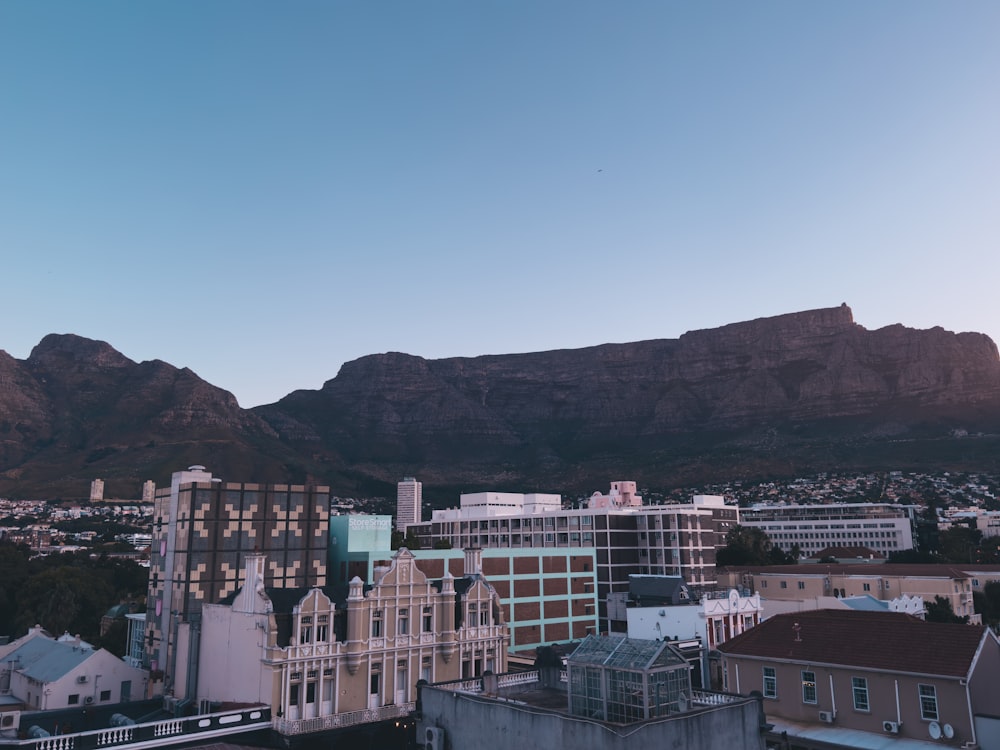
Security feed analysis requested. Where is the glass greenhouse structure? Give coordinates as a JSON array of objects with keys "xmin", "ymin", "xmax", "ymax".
[{"xmin": 567, "ymin": 635, "xmax": 693, "ymax": 723}]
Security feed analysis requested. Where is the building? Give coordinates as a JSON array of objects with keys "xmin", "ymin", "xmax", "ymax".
[
  {"xmin": 146, "ymin": 466, "xmax": 330, "ymax": 698},
  {"xmin": 328, "ymin": 514, "xmax": 599, "ymax": 652},
  {"xmin": 740, "ymin": 503, "xmax": 917, "ymax": 557},
  {"xmin": 198, "ymin": 546, "xmax": 508, "ymax": 737},
  {"xmin": 90, "ymin": 479, "xmax": 105, "ymax": 502},
  {"xmin": 417, "ymin": 639, "xmax": 767, "ymax": 750},
  {"xmin": 396, "ymin": 477, "xmax": 422, "ymax": 532},
  {"xmin": 717, "ymin": 564, "xmax": 979, "ymax": 623},
  {"xmin": 0, "ymin": 627, "xmax": 148, "ymax": 711},
  {"xmin": 610, "ymin": 576, "xmax": 762, "ymax": 688},
  {"xmin": 408, "ymin": 486, "xmax": 739, "ymax": 630},
  {"xmin": 717, "ymin": 609, "xmax": 1000, "ymax": 749}
]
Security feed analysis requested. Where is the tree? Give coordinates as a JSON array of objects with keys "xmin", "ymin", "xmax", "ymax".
[
  {"xmin": 925, "ymin": 595, "xmax": 969, "ymax": 624},
  {"xmin": 937, "ymin": 527, "xmax": 983, "ymax": 564},
  {"xmin": 717, "ymin": 525, "xmax": 792, "ymax": 567}
]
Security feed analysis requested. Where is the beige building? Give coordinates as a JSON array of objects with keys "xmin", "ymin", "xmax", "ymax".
[
  {"xmin": 199, "ymin": 546, "xmax": 508, "ymax": 737},
  {"xmin": 718, "ymin": 609, "xmax": 1000, "ymax": 749},
  {"xmin": 718, "ymin": 564, "xmax": 979, "ymax": 623}
]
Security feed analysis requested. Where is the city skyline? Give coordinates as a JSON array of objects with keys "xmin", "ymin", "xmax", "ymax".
[{"xmin": 3, "ymin": 2, "xmax": 999, "ymax": 407}]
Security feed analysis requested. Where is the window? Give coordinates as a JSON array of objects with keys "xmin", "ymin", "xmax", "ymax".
[
  {"xmin": 300, "ymin": 624, "xmax": 312, "ymax": 644},
  {"xmin": 316, "ymin": 615, "xmax": 328, "ymax": 642},
  {"xmin": 398, "ymin": 608, "xmax": 409, "ymax": 635},
  {"xmin": 372, "ymin": 610, "xmax": 383, "ymax": 638},
  {"xmin": 290, "ymin": 683, "xmax": 300, "ymax": 705},
  {"xmin": 100, "ymin": 690, "xmax": 111, "ymax": 702},
  {"xmin": 763, "ymin": 667, "xmax": 777, "ymax": 698},
  {"xmin": 423, "ymin": 606, "xmax": 433, "ymax": 632},
  {"xmin": 798, "ymin": 581, "xmax": 805, "ymax": 590},
  {"xmin": 918, "ymin": 684, "xmax": 938, "ymax": 721},
  {"xmin": 801, "ymin": 671, "xmax": 817, "ymax": 704},
  {"xmin": 780, "ymin": 581, "xmax": 787, "ymax": 589},
  {"xmin": 68, "ymin": 694, "xmax": 80, "ymax": 705},
  {"xmin": 863, "ymin": 583, "xmax": 871, "ymax": 592},
  {"xmin": 852, "ymin": 677, "xmax": 869, "ymax": 711},
  {"xmin": 480, "ymin": 606, "xmax": 489, "ymax": 626}
]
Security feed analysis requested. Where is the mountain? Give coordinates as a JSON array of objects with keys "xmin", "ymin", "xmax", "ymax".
[{"xmin": 3, "ymin": 305, "xmax": 1000, "ymax": 500}]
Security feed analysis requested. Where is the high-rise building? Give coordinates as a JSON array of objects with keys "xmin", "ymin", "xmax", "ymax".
[
  {"xmin": 142, "ymin": 479, "xmax": 156, "ymax": 504},
  {"xmin": 90, "ymin": 478, "xmax": 105, "ymax": 502},
  {"xmin": 146, "ymin": 465, "xmax": 329, "ymax": 697},
  {"xmin": 396, "ymin": 476, "xmax": 422, "ymax": 532}
]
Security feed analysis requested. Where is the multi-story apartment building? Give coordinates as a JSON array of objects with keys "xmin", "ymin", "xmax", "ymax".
[
  {"xmin": 328, "ymin": 515, "xmax": 599, "ymax": 651},
  {"xmin": 718, "ymin": 609, "xmax": 1000, "ymax": 749},
  {"xmin": 740, "ymin": 502, "xmax": 917, "ymax": 556},
  {"xmin": 396, "ymin": 477, "xmax": 422, "ymax": 532},
  {"xmin": 408, "ymin": 485, "xmax": 739, "ymax": 631},
  {"xmin": 146, "ymin": 466, "xmax": 329, "ymax": 695},
  {"xmin": 718, "ymin": 564, "xmax": 980, "ymax": 623},
  {"xmin": 199, "ymin": 546, "xmax": 508, "ymax": 737}
]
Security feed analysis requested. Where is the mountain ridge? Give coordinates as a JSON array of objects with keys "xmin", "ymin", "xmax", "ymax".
[{"xmin": 3, "ymin": 304, "xmax": 1000, "ymax": 499}]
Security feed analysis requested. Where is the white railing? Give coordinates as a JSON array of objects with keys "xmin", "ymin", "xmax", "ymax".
[
  {"xmin": 272, "ymin": 702, "xmax": 415, "ymax": 736},
  {"xmin": 690, "ymin": 690, "xmax": 742, "ymax": 706}
]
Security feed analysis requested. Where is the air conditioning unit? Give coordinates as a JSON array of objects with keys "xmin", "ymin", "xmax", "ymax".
[
  {"xmin": 85, "ymin": 696, "xmax": 94, "ymax": 705},
  {"xmin": 425, "ymin": 726, "xmax": 444, "ymax": 750},
  {"xmin": 883, "ymin": 720, "xmax": 900, "ymax": 734},
  {"xmin": 76, "ymin": 675, "xmax": 88, "ymax": 684},
  {"xmin": 818, "ymin": 710, "xmax": 834, "ymax": 723}
]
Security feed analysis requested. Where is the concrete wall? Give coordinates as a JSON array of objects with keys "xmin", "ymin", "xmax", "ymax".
[{"xmin": 419, "ymin": 686, "xmax": 766, "ymax": 750}]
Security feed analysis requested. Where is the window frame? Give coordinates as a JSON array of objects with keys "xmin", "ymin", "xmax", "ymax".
[
  {"xmin": 801, "ymin": 670, "xmax": 817, "ymax": 704},
  {"xmin": 918, "ymin": 683, "xmax": 939, "ymax": 721},
  {"xmin": 763, "ymin": 666, "xmax": 777, "ymax": 699},
  {"xmin": 851, "ymin": 677, "xmax": 869, "ymax": 712}
]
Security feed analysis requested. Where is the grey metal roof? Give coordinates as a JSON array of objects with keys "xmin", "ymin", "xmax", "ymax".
[{"xmin": 2, "ymin": 637, "xmax": 94, "ymax": 683}]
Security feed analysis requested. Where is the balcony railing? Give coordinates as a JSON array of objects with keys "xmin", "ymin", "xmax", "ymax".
[
  {"xmin": 1, "ymin": 706, "xmax": 270, "ymax": 750},
  {"xmin": 272, "ymin": 703, "xmax": 414, "ymax": 736}
]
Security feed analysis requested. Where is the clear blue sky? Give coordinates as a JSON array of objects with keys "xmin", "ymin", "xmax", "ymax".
[{"xmin": 2, "ymin": 2, "xmax": 998, "ymax": 407}]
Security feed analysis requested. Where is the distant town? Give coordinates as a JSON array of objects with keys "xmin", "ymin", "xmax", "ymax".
[{"xmin": 2, "ymin": 467, "xmax": 1000, "ymax": 750}]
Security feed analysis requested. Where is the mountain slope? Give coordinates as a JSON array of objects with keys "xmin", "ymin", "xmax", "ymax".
[{"xmin": 3, "ymin": 305, "xmax": 1000, "ymax": 499}]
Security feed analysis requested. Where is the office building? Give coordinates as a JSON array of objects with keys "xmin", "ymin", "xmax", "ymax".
[
  {"xmin": 146, "ymin": 465, "xmax": 329, "ymax": 697},
  {"xmin": 396, "ymin": 477, "xmax": 422, "ymax": 532}
]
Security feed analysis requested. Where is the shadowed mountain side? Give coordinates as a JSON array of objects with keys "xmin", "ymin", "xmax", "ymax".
[
  {"xmin": 255, "ymin": 305, "xmax": 1000, "ymax": 489},
  {"xmin": 3, "ymin": 305, "xmax": 1000, "ymax": 499}
]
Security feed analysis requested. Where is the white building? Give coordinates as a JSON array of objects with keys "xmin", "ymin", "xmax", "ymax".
[
  {"xmin": 410, "ymin": 487, "xmax": 739, "ymax": 631},
  {"xmin": 740, "ymin": 502, "xmax": 916, "ymax": 556},
  {"xmin": 90, "ymin": 478, "xmax": 104, "ymax": 502},
  {"xmin": 0, "ymin": 627, "xmax": 148, "ymax": 710},
  {"xmin": 396, "ymin": 477, "xmax": 423, "ymax": 531}
]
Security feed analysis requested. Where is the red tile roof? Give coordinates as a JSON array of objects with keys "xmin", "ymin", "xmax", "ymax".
[{"xmin": 717, "ymin": 610, "xmax": 987, "ymax": 678}]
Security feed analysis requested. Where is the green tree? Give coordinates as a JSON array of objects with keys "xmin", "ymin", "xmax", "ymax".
[
  {"xmin": 14, "ymin": 566, "xmax": 115, "ymax": 641},
  {"xmin": 937, "ymin": 527, "xmax": 982, "ymax": 564},
  {"xmin": 717, "ymin": 525, "xmax": 791, "ymax": 567},
  {"xmin": 925, "ymin": 595, "xmax": 969, "ymax": 624}
]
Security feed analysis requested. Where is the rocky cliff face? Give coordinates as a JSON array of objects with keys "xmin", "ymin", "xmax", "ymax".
[
  {"xmin": 3, "ymin": 306, "xmax": 1000, "ymax": 499},
  {"xmin": 258, "ymin": 304, "xmax": 1000, "ymax": 488},
  {"xmin": 0, "ymin": 334, "xmax": 302, "ymax": 497}
]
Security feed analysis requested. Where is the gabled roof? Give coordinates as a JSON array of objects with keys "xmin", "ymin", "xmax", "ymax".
[
  {"xmin": 718, "ymin": 610, "xmax": 986, "ymax": 678},
  {"xmin": 1, "ymin": 637, "xmax": 94, "ymax": 683},
  {"xmin": 569, "ymin": 635, "xmax": 688, "ymax": 671}
]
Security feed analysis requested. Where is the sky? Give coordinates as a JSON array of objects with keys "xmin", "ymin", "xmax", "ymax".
[{"xmin": 2, "ymin": 2, "xmax": 999, "ymax": 408}]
